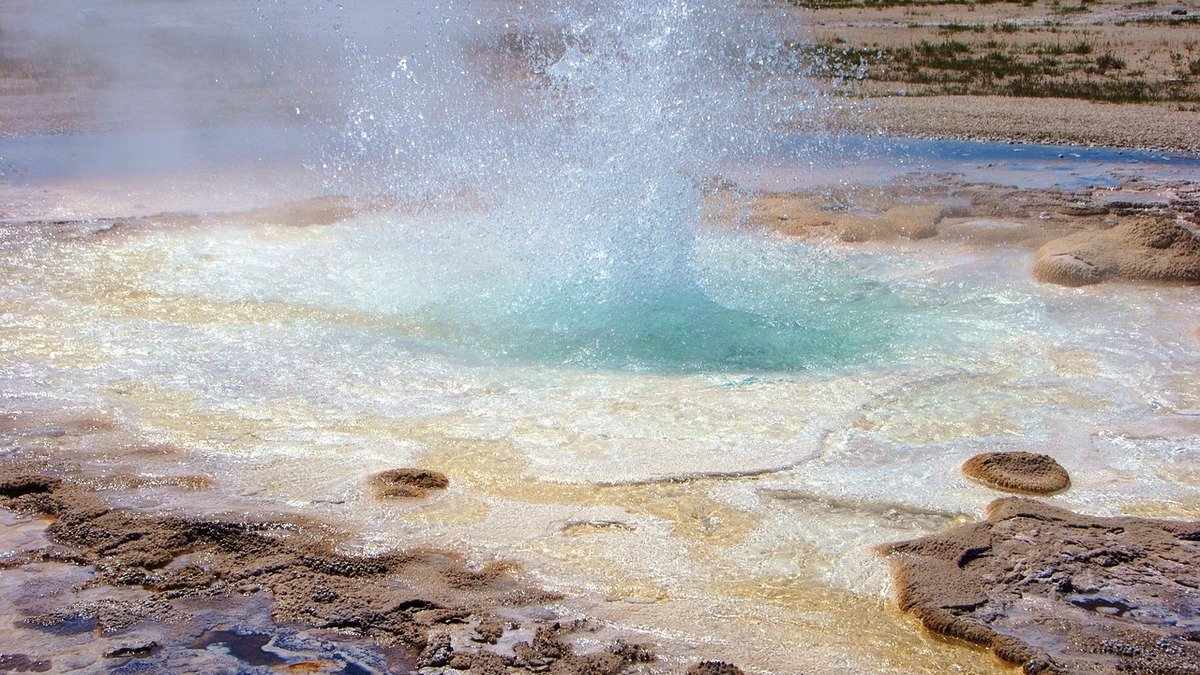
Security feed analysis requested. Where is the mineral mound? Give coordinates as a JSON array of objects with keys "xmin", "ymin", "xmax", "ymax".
[
  {"xmin": 880, "ymin": 497, "xmax": 1200, "ymax": 674},
  {"xmin": 961, "ymin": 451, "xmax": 1070, "ymax": 495},
  {"xmin": 369, "ymin": 467, "xmax": 450, "ymax": 499},
  {"xmin": 1033, "ymin": 217, "xmax": 1200, "ymax": 286}
]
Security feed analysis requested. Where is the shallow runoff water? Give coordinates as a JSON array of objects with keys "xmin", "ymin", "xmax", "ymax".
[{"xmin": 2, "ymin": 0, "xmax": 1200, "ymax": 673}]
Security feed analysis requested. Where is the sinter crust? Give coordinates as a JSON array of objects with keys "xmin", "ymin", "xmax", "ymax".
[
  {"xmin": 369, "ymin": 467, "xmax": 451, "ymax": 499},
  {"xmin": 1033, "ymin": 217, "xmax": 1200, "ymax": 287},
  {"xmin": 880, "ymin": 497, "xmax": 1200, "ymax": 675},
  {"xmin": 0, "ymin": 469, "xmax": 663, "ymax": 674}
]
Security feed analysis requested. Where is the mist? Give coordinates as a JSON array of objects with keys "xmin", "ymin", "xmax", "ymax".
[{"xmin": 0, "ymin": 0, "xmax": 468, "ymax": 180}]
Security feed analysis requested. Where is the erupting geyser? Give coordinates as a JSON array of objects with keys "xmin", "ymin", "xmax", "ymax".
[
  {"xmin": 245, "ymin": 0, "xmax": 904, "ymax": 372},
  {"xmin": 4, "ymin": 0, "xmax": 1199, "ymax": 673}
]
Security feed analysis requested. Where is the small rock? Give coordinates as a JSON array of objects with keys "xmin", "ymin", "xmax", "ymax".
[
  {"xmin": 418, "ymin": 632, "xmax": 454, "ymax": 668},
  {"xmin": 103, "ymin": 642, "xmax": 159, "ymax": 659},
  {"xmin": 687, "ymin": 661, "xmax": 746, "ymax": 675},
  {"xmin": 471, "ymin": 619, "xmax": 504, "ymax": 644}
]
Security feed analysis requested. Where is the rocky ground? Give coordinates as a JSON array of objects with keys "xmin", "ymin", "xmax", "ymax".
[
  {"xmin": 0, "ymin": 409, "xmax": 693, "ymax": 674},
  {"xmin": 840, "ymin": 95, "xmax": 1200, "ymax": 153},
  {"xmin": 723, "ymin": 172, "xmax": 1200, "ymax": 286},
  {"xmin": 880, "ymin": 497, "xmax": 1200, "ymax": 674}
]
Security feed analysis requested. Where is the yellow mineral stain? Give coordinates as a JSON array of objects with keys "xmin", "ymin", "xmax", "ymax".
[
  {"xmin": 413, "ymin": 430, "xmax": 759, "ymax": 545},
  {"xmin": 391, "ymin": 494, "xmax": 491, "ymax": 526},
  {"xmin": 107, "ymin": 381, "xmax": 264, "ymax": 451},
  {"xmin": 710, "ymin": 566, "xmax": 1012, "ymax": 674},
  {"xmin": 515, "ymin": 533, "xmax": 673, "ymax": 604},
  {"xmin": 1123, "ymin": 497, "xmax": 1200, "ymax": 520},
  {"xmin": 856, "ymin": 375, "xmax": 1110, "ymax": 444}
]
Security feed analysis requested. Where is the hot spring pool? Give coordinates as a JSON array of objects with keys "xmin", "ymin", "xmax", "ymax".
[{"xmin": 2, "ymin": 178, "xmax": 1198, "ymax": 672}]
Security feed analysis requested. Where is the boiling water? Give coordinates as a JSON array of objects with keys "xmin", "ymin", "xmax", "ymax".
[
  {"xmin": 3, "ymin": 0, "xmax": 1200, "ymax": 673},
  {"xmin": 322, "ymin": 0, "xmax": 832, "ymax": 375}
]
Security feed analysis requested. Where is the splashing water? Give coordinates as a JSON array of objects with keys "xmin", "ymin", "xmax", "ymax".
[
  {"xmin": 4, "ymin": 3, "xmax": 1200, "ymax": 672},
  {"xmin": 302, "ymin": 0, "xmax": 893, "ymax": 372}
]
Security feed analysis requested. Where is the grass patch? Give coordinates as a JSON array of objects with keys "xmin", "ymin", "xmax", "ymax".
[
  {"xmin": 937, "ymin": 22, "xmax": 986, "ymax": 34},
  {"xmin": 1003, "ymin": 76, "xmax": 1153, "ymax": 101},
  {"xmin": 804, "ymin": 36, "xmax": 1200, "ymax": 103},
  {"xmin": 789, "ymin": 0, "xmax": 1026, "ymax": 8},
  {"xmin": 1089, "ymin": 52, "xmax": 1126, "ymax": 73},
  {"xmin": 1114, "ymin": 15, "xmax": 1200, "ymax": 25}
]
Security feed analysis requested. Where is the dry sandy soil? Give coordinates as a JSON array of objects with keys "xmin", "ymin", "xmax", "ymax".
[{"xmin": 789, "ymin": 0, "xmax": 1200, "ymax": 150}]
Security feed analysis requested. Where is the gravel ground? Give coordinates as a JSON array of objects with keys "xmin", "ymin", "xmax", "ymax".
[{"xmin": 842, "ymin": 95, "xmax": 1200, "ymax": 154}]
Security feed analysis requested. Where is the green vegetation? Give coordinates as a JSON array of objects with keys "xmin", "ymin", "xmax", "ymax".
[
  {"xmin": 1089, "ymin": 52, "xmax": 1126, "ymax": 73},
  {"xmin": 1050, "ymin": 0, "xmax": 1093, "ymax": 14},
  {"xmin": 1114, "ymin": 15, "xmax": 1200, "ymax": 25},
  {"xmin": 804, "ymin": 36, "xmax": 1200, "ymax": 103},
  {"xmin": 790, "ymin": 0, "xmax": 1028, "ymax": 7},
  {"xmin": 937, "ymin": 22, "xmax": 987, "ymax": 33}
]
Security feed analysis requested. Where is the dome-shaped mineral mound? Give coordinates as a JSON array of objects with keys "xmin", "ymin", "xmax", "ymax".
[
  {"xmin": 962, "ymin": 452, "xmax": 1069, "ymax": 495},
  {"xmin": 1032, "ymin": 216, "xmax": 1200, "ymax": 287},
  {"xmin": 369, "ymin": 468, "xmax": 449, "ymax": 499}
]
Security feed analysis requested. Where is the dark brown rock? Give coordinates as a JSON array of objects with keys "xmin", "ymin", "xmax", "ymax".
[
  {"xmin": 961, "ymin": 452, "xmax": 1070, "ymax": 495},
  {"xmin": 0, "ymin": 654, "xmax": 52, "ymax": 672},
  {"xmin": 103, "ymin": 641, "xmax": 159, "ymax": 658},
  {"xmin": 880, "ymin": 497, "xmax": 1200, "ymax": 674},
  {"xmin": 1033, "ymin": 217, "xmax": 1200, "ymax": 286},
  {"xmin": 472, "ymin": 618, "xmax": 505, "ymax": 643},
  {"xmin": 687, "ymin": 661, "xmax": 746, "ymax": 675},
  {"xmin": 0, "ymin": 475, "xmax": 61, "ymax": 499},
  {"xmin": 418, "ymin": 631, "xmax": 454, "ymax": 668},
  {"xmin": 369, "ymin": 468, "xmax": 450, "ymax": 499}
]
